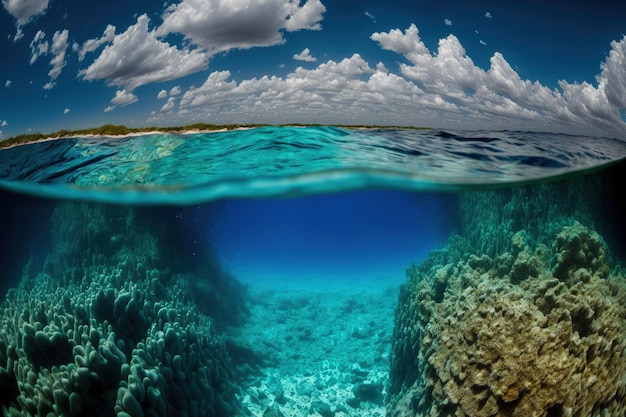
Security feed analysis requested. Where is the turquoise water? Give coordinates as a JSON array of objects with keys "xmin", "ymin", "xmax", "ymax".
[
  {"xmin": 0, "ymin": 126, "xmax": 625, "ymax": 417},
  {"xmin": 1, "ymin": 126, "xmax": 625, "ymax": 203}
]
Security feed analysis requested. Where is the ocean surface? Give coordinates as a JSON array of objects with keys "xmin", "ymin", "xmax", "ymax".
[{"xmin": 0, "ymin": 126, "xmax": 625, "ymax": 417}]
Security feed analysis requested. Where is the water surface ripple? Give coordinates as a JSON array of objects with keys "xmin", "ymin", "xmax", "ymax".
[{"xmin": 1, "ymin": 126, "xmax": 625, "ymax": 204}]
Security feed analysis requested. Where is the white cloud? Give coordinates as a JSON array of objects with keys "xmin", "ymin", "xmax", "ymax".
[
  {"xmin": 444, "ymin": 19, "xmax": 452, "ymax": 26},
  {"xmin": 5, "ymin": 80, "xmax": 10, "ymax": 87},
  {"xmin": 293, "ymin": 47, "xmax": 316, "ymax": 62},
  {"xmin": 2, "ymin": 0, "xmax": 48, "ymax": 25},
  {"xmin": 158, "ymin": 86, "xmax": 182, "ymax": 99},
  {"xmin": 63, "ymin": 108, "xmax": 70, "ymax": 114},
  {"xmin": 480, "ymin": 40, "xmax": 486, "ymax": 46},
  {"xmin": 77, "ymin": 24, "xmax": 116, "ymax": 61},
  {"xmin": 104, "ymin": 89, "xmax": 138, "ymax": 112},
  {"xmin": 283, "ymin": 0, "xmax": 326, "ymax": 31},
  {"xmin": 80, "ymin": 15, "xmax": 209, "ymax": 91},
  {"xmin": 2, "ymin": 0, "xmax": 49, "ymax": 40},
  {"xmin": 30, "ymin": 29, "xmax": 69, "ymax": 89},
  {"xmin": 599, "ymin": 36, "xmax": 626, "ymax": 109},
  {"xmin": 160, "ymin": 97, "xmax": 176, "ymax": 111},
  {"xmin": 370, "ymin": 24, "xmax": 626, "ymax": 137},
  {"xmin": 78, "ymin": 1, "xmax": 326, "ymax": 95},
  {"xmin": 157, "ymin": 0, "xmax": 326, "ymax": 53},
  {"xmin": 1, "ymin": 120, "xmax": 7, "ymax": 126},
  {"xmin": 371, "ymin": 24, "xmax": 430, "ymax": 67},
  {"xmin": 153, "ymin": 25, "xmax": 626, "ymax": 139},
  {"xmin": 29, "ymin": 30, "xmax": 48, "ymax": 64},
  {"xmin": 174, "ymin": 54, "xmax": 447, "ymax": 126},
  {"xmin": 48, "ymin": 29, "xmax": 69, "ymax": 80},
  {"xmin": 485, "ymin": 12, "xmax": 492, "ymax": 18}
]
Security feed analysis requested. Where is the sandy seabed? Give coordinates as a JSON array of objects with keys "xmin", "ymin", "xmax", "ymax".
[{"xmin": 231, "ymin": 282, "xmax": 398, "ymax": 417}]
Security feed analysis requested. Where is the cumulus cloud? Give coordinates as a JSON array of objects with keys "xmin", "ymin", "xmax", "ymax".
[
  {"xmin": 2, "ymin": 0, "xmax": 49, "ymax": 40},
  {"xmin": 77, "ymin": 24, "xmax": 116, "ymax": 61},
  {"xmin": 159, "ymin": 24, "xmax": 626, "ymax": 138},
  {"xmin": 80, "ymin": 14, "xmax": 208, "ymax": 91},
  {"xmin": 480, "ymin": 40, "xmax": 486, "ymax": 46},
  {"xmin": 173, "ymin": 54, "xmax": 448, "ymax": 126},
  {"xmin": 370, "ymin": 24, "xmax": 626, "ymax": 137},
  {"xmin": 104, "ymin": 89, "xmax": 138, "ymax": 112},
  {"xmin": 160, "ymin": 97, "xmax": 176, "ymax": 112},
  {"xmin": 293, "ymin": 47, "xmax": 316, "ymax": 62},
  {"xmin": 599, "ymin": 36, "xmax": 626, "ymax": 110},
  {"xmin": 444, "ymin": 19, "xmax": 452, "ymax": 26},
  {"xmin": 1, "ymin": 120, "xmax": 7, "ymax": 126},
  {"xmin": 48, "ymin": 29, "xmax": 69, "ymax": 80},
  {"xmin": 63, "ymin": 108, "xmax": 70, "ymax": 114},
  {"xmin": 77, "ymin": 1, "xmax": 325, "ymax": 95},
  {"xmin": 5, "ymin": 80, "xmax": 11, "ymax": 87},
  {"xmin": 29, "ymin": 29, "xmax": 69, "ymax": 88},
  {"xmin": 29, "ymin": 30, "xmax": 48, "ymax": 64},
  {"xmin": 485, "ymin": 12, "xmax": 492, "ymax": 18},
  {"xmin": 157, "ymin": 86, "xmax": 181, "ymax": 99},
  {"xmin": 157, "ymin": 0, "xmax": 325, "ymax": 53},
  {"xmin": 283, "ymin": 0, "xmax": 326, "ymax": 31}
]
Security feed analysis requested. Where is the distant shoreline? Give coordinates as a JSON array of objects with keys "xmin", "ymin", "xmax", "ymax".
[{"xmin": 0, "ymin": 123, "xmax": 431, "ymax": 149}]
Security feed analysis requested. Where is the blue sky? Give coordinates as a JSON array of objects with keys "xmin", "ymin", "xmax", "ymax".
[{"xmin": 1, "ymin": 0, "xmax": 626, "ymax": 140}]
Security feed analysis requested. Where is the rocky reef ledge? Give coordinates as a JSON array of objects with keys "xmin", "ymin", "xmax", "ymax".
[
  {"xmin": 388, "ymin": 179, "xmax": 626, "ymax": 417},
  {"xmin": 0, "ymin": 203, "xmax": 248, "ymax": 417}
]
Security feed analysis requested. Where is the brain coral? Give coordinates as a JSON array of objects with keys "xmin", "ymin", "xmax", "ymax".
[
  {"xmin": 388, "ymin": 221, "xmax": 626, "ymax": 417},
  {"xmin": 0, "ymin": 203, "xmax": 244, "ymax": 417}
]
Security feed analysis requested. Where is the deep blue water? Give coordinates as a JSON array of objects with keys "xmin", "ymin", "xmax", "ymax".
[
  {"xmin": 200, "ymin": 191, "xmax": 455, "ymax": 287},
  {"xmin": 0, "ymin": 126, "xmax": 625, "ymax": 417}
]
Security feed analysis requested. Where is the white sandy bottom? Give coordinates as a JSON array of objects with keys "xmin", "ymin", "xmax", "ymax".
[{"xmin": 232, "ymin": 281, "xmax": 399, "ymax": 417}]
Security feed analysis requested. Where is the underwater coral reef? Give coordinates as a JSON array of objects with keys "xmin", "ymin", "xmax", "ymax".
[
  {"xmin": 0, "ymin": 203, "xmax": 247, "ymax": 417},
  {"xmin": 388, "ymin": 180, "xmax": 626, "ymax": 417}
]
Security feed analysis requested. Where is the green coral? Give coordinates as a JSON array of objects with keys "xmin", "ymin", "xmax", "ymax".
[{"xmin": 0, "ymin": 202, "xmax": 244, "ymax": 417}]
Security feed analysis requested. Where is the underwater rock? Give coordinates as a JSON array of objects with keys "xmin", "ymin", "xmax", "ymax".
[
  {"xmin": 352, "ymin": 381, "xmax": 384, "ymax": 406},
  {"xmin": 262, "ymin": 404, "xmax": 285, "ymax": 417},
  {"xmin": 309, "ymin": 398, "xmax": 334, "ymax": 417},
  {"xmin": 387, "ymin": 221, "xmax": 626, "ymax": 417},
  {"xmin": 0, "ymin": 202, "xmax": 244, "ymax": 417}
]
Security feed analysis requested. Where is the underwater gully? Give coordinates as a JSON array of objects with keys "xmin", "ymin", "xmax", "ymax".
[{"xmin": 0, "ymin": 126, "xmax": 625, "ymax": 417}]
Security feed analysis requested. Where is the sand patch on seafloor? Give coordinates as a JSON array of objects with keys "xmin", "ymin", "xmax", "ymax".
[{"xmin": 230, "ymin": 283, "xmax": 398, "ymax": 417}]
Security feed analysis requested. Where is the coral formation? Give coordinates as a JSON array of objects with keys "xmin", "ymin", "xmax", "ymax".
[
  {"xmin": 388, "ymin": 179, "xmax": 626, "ymax": 417},
  {"xmin": 0, "ymin": 203, "xmax": 245, "ymax": 417}
]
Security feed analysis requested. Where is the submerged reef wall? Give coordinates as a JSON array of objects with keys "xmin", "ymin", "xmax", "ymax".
[
  {"xmin": 0, "ymin": 203, "xmax": 246, "ymax": 417},
  {"xmin": 458, "ymin": 181, "xmax": 595, "ymax": 259},
  {"xmin": 388, "ymin": 178, "xmax": 626, "ymax": 417}
]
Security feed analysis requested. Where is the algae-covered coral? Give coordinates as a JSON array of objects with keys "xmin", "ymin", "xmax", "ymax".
[
  {"xmin": 0, "ymin": 203, "xmax": 247, "ymax": 417},
  {"xmin": 388, "ymin": 180, "xmax": 626, "ymax": 417}
]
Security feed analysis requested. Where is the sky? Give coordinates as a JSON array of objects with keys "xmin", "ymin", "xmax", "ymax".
[{"xmin": 1, "ymin": 0, "xmax": 626, "ymax": 140}]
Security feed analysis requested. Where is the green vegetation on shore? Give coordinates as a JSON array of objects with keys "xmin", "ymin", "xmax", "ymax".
[{"xmin": 0, "ymin": 123, "xmax": 431, "ymax": 148}]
